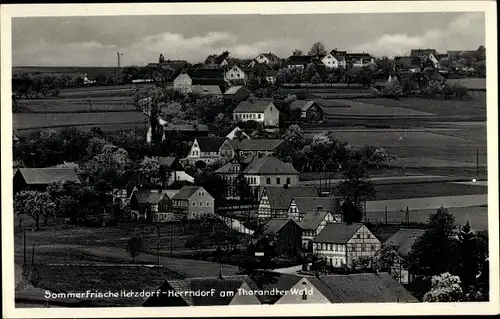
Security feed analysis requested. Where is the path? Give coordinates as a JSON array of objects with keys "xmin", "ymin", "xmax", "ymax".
[
  {"xmin": 273, "ymin": 264, "xmax": 303, "ymax": 274},
  {"xmin": 216, "ymin": 214, "xmax": 254, "ymax": 235}
]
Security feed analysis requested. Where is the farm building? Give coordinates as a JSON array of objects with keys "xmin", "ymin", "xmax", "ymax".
[
  {"xmin": 312, "ymin": 223, "xmax": 381, "ymax": 268},
  {"xmin": 285, "ymin": 55, "xmax": 325, "ymax": 69},
  {"xmin": 173, "ymin": 71, "xmax": 192, "ymax": 94},
  {"xmin": 13, "ymin": 168, "xmax": 81, "ymax": 193},
  {"xmin": 224, "ymin": 86, "xmax": 250, "ymax": 103},
  {"xmin": 160, "ymin": 124, "xmax": 209, "ymax": 140},
  {"xmin": 251, "ymin": 52, "xmax": 281, "ymax": 67},
  {"xmin": 252, "ymin": 218, "xmax": 303, "ymax": 258},
  {"xmin": 191, "ymin": 85, "xmax": 222, "ymax": 96},
  {"xmin": 257, "ymin": 186, "xmax": 319, "ymax": 220},
  {"xmin": 287, "ymin": 196, "xmax": 343, "ymax": 223},
  {"xmin": 233, "ymin": 100, "xmax": 280, "ymax": 129},
  {"xmin": 383, "ymin": 229, "xmax": 426, "ymax": 284},
  {"xmin": 190, "ymin": 68, "xmax": 228, "ymax": 93},
  {"xmin": 129, "ymin": 189, "xmax": 174, "ymax": 222},
  {"xmin": 112, "ymin": 170, "xmax": 144, "ymax": 205},
  {"xmin": 217, "ymin": 155, "xmax": 301, "ymax": 200},
  {"xmin": 170, "ymin": 186, "xmax": 215, "ymax": 220},
  {"xmin": 289, "ymin": 100, "xmax": 324, "ymax": 123}
]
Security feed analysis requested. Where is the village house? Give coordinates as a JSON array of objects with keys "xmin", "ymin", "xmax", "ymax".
[
  {"xmin": 224, "ymin": 65, "xmax": 251, "ymax": 84},
  {"xmin": 112, "ymin": 170, "xmax": 144, "ymax": 205},
  {"xmin": 252, "ymin": 218, "xmax": 303, "ymax": 258},
  {"xmin": 216, "ymin": 155, "xmax": 301, "ymax": 200},
  {"xmin": 289, "ymin": 100, "xmax": 324, "ymax": 123},
  {"xmin": 394, "ymin": 56, "xmax": 422, "ymax": 72},
  {"xmin": 345, "ymin": 53, "xmax": 375, "ymax": 68},
  {"xmin": 287, "ymin": 196, "xmax": 343, "ymax": 223},
  {"xmin": 298, "ymin": 213, "xmax": 339, "ymax": 251},
  {"xmin": 383, "ymin": 229, "xmax": 426, "ymax": 284},
  {"xmin": 13, "ymin": 168, "xmax": 81, "ymax": 193},
  {"xmin": 144, "ymin": 275, "xmax": 262, "ymax": 306},
  {"xmin": 173, "ymin": 70, "xmax": 192, "ymax": 94},
  {"xmin": 170, "ymin": 186, "xmax": 215, "ymax": 220},
  {"xmin": 147, "ymin": 60, "xmax": 188, "ymax": 82},
  {"xmin": 410, "ymin": 48, "xmax": 440, "ymax": 67},
  {"xmin": 184, "ymin": 137, "xmax": 233, "ymax": 165},
  {"xmin": 250, "ymin": 52, "xmax": 281, "ymax": 67},
  {"xmin": 285, "ymin": 55, "xmax": 325, "ymax": 69},
  {"xmin": 129, "ymin": 189, "xmax": 173, "ymax": 222},
  {"xmin": 158, "ymin": 156, "xmax": 194, "ymax": 186},
  {"xmin": 229, "ymin": 139, "xmax": 290, "ymax": 158},
  {"xmin": 191, "ymin": 85, "xmax": 222, "ymax": 97},
  {"xmin": 312, "ymin": 223, "xmax": 381, "ymax": 268},
  {"xmin": 190, "ymin": 68, "xmax": 228, "ymax": 93},
  {"xmin": 257, "ymin": 186, "xmax": 319, "ymax": 220},
  {"xmin": 233, "ymin": 100, "xmax": 280, "ymax": 129},
  {"xmin": 224, "ymin": 85, "xmax": 251, "ymax": 103},
  {"xmin": 250, "ymin": 62, "xmax": 277, "ymax": 84},
  {"xmin": 225, "ymin": 126, "xmax": 250, "ymax": 140},
  {"xmin": 319, "ymin": 53, "xmax": 343, "ymax": 69},
  {"xmin": 327, "ymin": 50, "xmax": 348, "ymax": 68}
]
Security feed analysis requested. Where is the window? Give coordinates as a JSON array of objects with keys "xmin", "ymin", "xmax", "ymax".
[
  {"xmin": 286, "ymin": 178, "xmax": 291, "ymax": 184},
  {"xmin": 356, "ymin": 234, "xmax": 361, "ymax": 239},
  {"xmin": 361, "ymin": 244, "xmax": 366, "ymax": 252},
  {"xmin": 270, "ymin": 106, "xmax": 273, "ymax": 111},
  {"xmin": 266, "ymin": 178, "xmax": 271, "ymax": 185},
  {"xmin": 276, "ymin": 178, "xmax": 281, "ymax": 185},
  {"xmin": 206, "ymin": 201, "xmax": 210, "ymax": 206},
  {"xmin": 231, "ymin": 74, "xmax": 234, "ymax": 78},
  {"xmin": 258, "ymin": 114, "xmax": 261, "ymax": 119},
  {"xmin": 367, "ymin": 234, "xmax": 371, "ymax": 239},
  {"xmin": 302, "ymin": 291, "xmax": 307, "ymax": 300},
  {"xmin": 200, "ymin": 202, "xmax": 203, "ymax": 207},
  {"xmin": 327, "ymin": 244, "xmax": 331, "ymax": 251},
  {"xmin": 322, "ymin": 243, "xmax": 326, "ymax": 250},
  {"xmin": 192, "ymin": 202, "xmax": 196, "ymax": 207},
  {"xmin": 371, "ymin": 244, "xmax": 377, "ymax": 251}
]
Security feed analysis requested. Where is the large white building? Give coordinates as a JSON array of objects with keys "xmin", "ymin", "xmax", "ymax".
[{"xmin": 233, "ymin": 100, "xmax": 280, "ymax": 128}]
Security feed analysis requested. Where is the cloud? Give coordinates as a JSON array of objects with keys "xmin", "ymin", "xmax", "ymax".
[{"xmin": 353, "ymin": 12, "xmax": 484, "ymax": 57}]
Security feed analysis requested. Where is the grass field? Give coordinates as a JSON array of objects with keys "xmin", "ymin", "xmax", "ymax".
[
  {"xmin": 372, "ymin": 182, "xmax": 487, "ymax": 200},
  {"xmin": 19, "ymin": 99, "xmax": 137, "ymax": 113},
  {"xmin": 304, "ymin": 129, "xmax": 487, "ymax": 165},
  {"xmin": 354, "ymin": 96, "xmax": 486, "ymax": 118},
  {"xmin": 319, "ymin": 99, "xmax": 435, "ymax": 117},
  {"xmin": 13, "ymin": 112, "xmax": 148, "ymax": 130}
]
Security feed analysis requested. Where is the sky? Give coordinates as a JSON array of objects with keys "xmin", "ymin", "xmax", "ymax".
[{"xmin": 12, "ymin": 12, "xmax": 485, "ymax": 67}]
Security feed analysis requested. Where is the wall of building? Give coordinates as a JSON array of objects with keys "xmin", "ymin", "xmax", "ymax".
[
  {"xmin": 187, "ymin": 188, "xmax": 215, "ymax": 218},
  {"xmin": 263, "ymin": 103, "xmax": 279, "ymax": 127},
  {"xmin": 275, "ymin": 278, "xmax": 331, "ymax": 304},
  {"xmin": 173, "ymin": 74, "xmax": 192, "ymax": 94},
  {"xmin": 345, "ymin": 225, "xmax": 381, "ymax": 266},
  {"xmin": 258, "ymin": 174, "xmax": 299, "ymax": 187}
]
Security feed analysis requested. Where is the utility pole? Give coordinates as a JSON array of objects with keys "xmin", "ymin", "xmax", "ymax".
[
  {"xmin": 170, "ymin": 222, "xmax": 173, "ymax": 257},
  {"xmin": 406, "ymin": 206, "xmax": 409, "ymax": 226},
  {"xmin": 23, "ymin": 230, "xmax": 27, "ymax": 265},
  {"xmin": 476, "ymin": 149, "xmax": 479, "ymax": 176},
  {"xmin": 385, "ymin": 206, "xmax": 388, "ymax": 227},
  {"xmin": 31, "ymin": 244, "xmax": 35, "ymax": 266},
  {"xmin": 157, "ymin": 224, "xmax": 160, "ymax": 267}
]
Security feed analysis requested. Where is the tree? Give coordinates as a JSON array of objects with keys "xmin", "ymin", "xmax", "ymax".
[
  {"xmin": 127, "ymin": 237, "xmax": 144, "ymax": 263},
  {"xmin": 138, "ymin": 156, "xmax": 160, "ymax": 185},
  {"xmin": 14, "ymin": 191, "xmax": 56, "ymax": 231},
  {"xmin": 407, "ymin": 207, "xmax": 459, "ymax": 278},
  {"xmin": 308, "ymin": 42, "xmax": 327, "ymax": 56},
  {"xmin": 292, "ymin": 49, "xmax": 303, "ymax": 56},
  {"xmin": 185, "ymin": 234, "xmax": 209, "ymax": 255},
  {"xmin": 382, "ymin": 78, "xmax": 403, "ymax": 99},
  {"xmin": 283, "ymin": 124, "xmax": 306, "ymax": 150},
  {"xmin": 423, "ymin": 273, "xmax": 463, "ymax": 302},
  {"xmin": 311, "ymin": 73, "xmax": 322, "ymax": 84},
  {"xmin": 158, "ymin": 54, "xmax": 165, "ymax": 64},
  {"xmin": 336, "ymin": 161, "xmax": 375, "ymax": 212}
]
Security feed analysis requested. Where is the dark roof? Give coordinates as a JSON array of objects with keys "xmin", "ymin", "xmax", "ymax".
[
  {"xmin": 15, "ymin": 168, "xmax": 81, "ymax": 185},
  {"xmin": 329, "ymin": 50, "xmax": 348, "ymax": 61},
  {"xmin": 258, "ymin": 52, "xmax": 281, "ymax": 63},
  {"xmin": 190, "ymin": 68, "xmax": 225, "ymax": 79},
  {"xmin": 150, "ymin": 275, "xmax": 260, "ymax": 306},
  {"xmin": 28, "ymin": 265, "xmax": 184, "ymax": 307},
  {"xmin": 229, "ymin": 139, "xmax": 284, "ymax": 152},
  {"xmin": 132, "ymin": 189, "xmax": 167, "ymax": 204},
  {"xmin": 313, "ymin": 223, "xmax": 365, "ymax": 244},
  {"xmin": 410, "ymin": 49, "xmax": 438, "ymax": 57},
  {"xmin": 315, "ymin": 273, "xmax": 418, "ymax": 303},
  {"xmin": 252, "ymin": 63, "xmax": 273, "ymax": 72},
  {"xmin": 224, "ymin": 85, "xmax": 249, "ymax": 95},
  {"xmin": 171, "ymin": 186, "xmax": 213, "ymax": 200},
  {"xmin": 286, "ymin": 55, "xmax": 315, "ymax": 65},
  {"xmin": 195, "ymin": 137, "xmax": 227, "ymax": 152},
  {"xmin": 394, "ymin": 56, "xmax": 422, "ymax": 68},
  {"xmin": 263, "ymin": 186, "xmax": 319, "ymax": 210},
  {"xmin": 345, "ymin": 53, "xmax": 373, "ymax": 60},
  {"xmin": 289, "ymin": 100, "xmax": 320, "ymax": 112},
  {"xmin": 243, "ymin": 155, "xmax": 298, "ymax": 175},
  {"xmin": 158, "ymin": 156, "xmax": 176, "ymax": 168},
  {"xmin": 384, "ymin": 229, "xmax": 426, "ymax": 257},
  {"xmin": 299, "ymin": 210, "xmax": 331, "ymax": 230},
  {"xmin": 256, "ymin": 218, "xmax": 300, "ymax": 237},
  {"xmin": 191, "ymin": 85, "xmax": 222, "ymax": 95},
  {"xmin": 233, "ymin": 100, "xmax": 274, "ymax": 113},
  {"xmin": 114, "ymin": 170, "xmax": 141, "ymax": 188},
  {"xmin": 294, "ymin": 196, "xmax": 341, "ymax": 213},
  {"xmin": 163, "ymin": 124, "xmax": 209, "ymax": 132}
]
